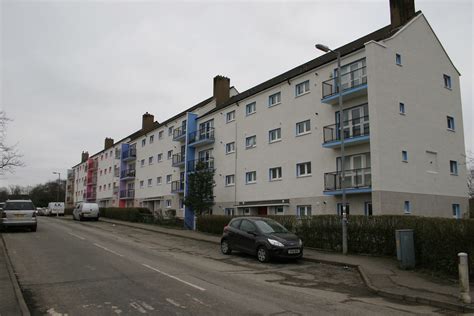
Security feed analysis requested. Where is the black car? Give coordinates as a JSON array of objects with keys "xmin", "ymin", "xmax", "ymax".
[{"xmin": 220, "ymin": 217, "xmax": 303, "ymax": 262}]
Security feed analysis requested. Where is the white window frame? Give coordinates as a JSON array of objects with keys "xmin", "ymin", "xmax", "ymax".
[
  {"xmin": 226, "ymin": 110, "xmax": 235, "ymax": 123},
  {"xmin": 296, "ymin": 120, "xmax": 311, "ymax": 136},
  {"xmin": 295, "ymin": 80, "xmax": 310, "ymax": 97},
  {"xmin": 396, "ymin": 53, "xmax": 402, "ymax": 66},
  {"xmin": 269, "ymin": 167, "xmax": 282, "ymax": 181},
  {"xmin": 140, "ymin": 159, "xmax": 145, "ymax": 167},
  {"xmin": 225, "ymin": 142, "xmax": 235, "ymax": 154},
  {"xmin": 168, "ymin": 126, "xmax": 174, "ymax": 136},
  {"xmin": 450, "ymin": 160, "xmax": 458, "ymax": 175},
  {"xmin": 156, "ymin": 177, "xmax": 162, "ymax": 185},
  {"xmin": 167, "ymin": 150, "xmax": 173, "ymax": 160},
  {"xmin": 158, "ymin": 131, "xmax": 164, "ymax": 139},
  {"xmin": 402, "ymin": 151, "xmax": 408, "ymax": 162},
  {"xmin": 246, "ymin": 102, "xmax": 256, "ymax": 116},
  {"xmin": 148, "ymin": 156, "xmax": 153, "ymax": 165},
  {"xmin": 149, "ymin": 135, "xmax": 154, "ymax": 144},
  {"xmin": 404, "ymin": 201, "xmax": 411, "ymax": 214},
  {"xmin": 225, "ymin": 208, "xmax": 235, "ymax": 216},
  {"xmin": 269, "ymin": 128, "xmax": 281, "ymax": 143},
  {"xmin": 225, "ymin": 174, "xmax": 235, "ymax": 186},
  {"xmin": 399, "ymin": 102, "xmax": 405, "ymax": 115},
  {"xmin": 447, "ymin": 116, "xmax": 455, "ymax": 131},
  {"xmin": 443, "ymin": 74, "xmax": 452, "ymax": 89},
  {"xmin": 246, "ymin": 171, "xmax": 256, "ymax": 184},
  {"xmin": 140, "ymin": 180, "xmax": 144, "ymax": 188},
  {"xmin": 141, "ymin": 139, "xmax": 146, "ymax": 147},
  {"xmin": 452, "ymin": 204, "xmax": 460, "ymax": 219},
  {"xmin": 297, "ymin": 205, "xmax": 312, "ymax": 216},
  {"xmin": 147, "ymin": 179, "xmax": 152, "ymax": 187},
  {"xmin": 166, "ymin": 175, "xmax": 172, "ymax": 184},
  {"xmin": 157, "ymin": 153, "xmax": 163, "ymax": 162},
  {"xmin": 166, "ymin": 200, "xmax": 172, "ymax": 208},
  {"xmin": 268, "ymin": 92, "xmax": 281, "ymax": 107},
  {"xmin": 296, "ymin": 162, "xmax": 311, "ymax": 177},
  {"xmin": 245, "ymin": 135, "xmax": 256, "ymax": 149}
]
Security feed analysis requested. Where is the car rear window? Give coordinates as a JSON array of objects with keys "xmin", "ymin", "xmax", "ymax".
[{"xmin": 4, "ymin": 201, "xmax": 35, "ymax": 211}]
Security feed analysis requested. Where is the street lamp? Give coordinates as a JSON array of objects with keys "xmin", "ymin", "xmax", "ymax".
[
  {"xmin": 316, "ymin": 43, "xmax": 348, "ymax": 255},
  {"xmin": 53, "ymin": 172, "xmax": 61, "ymax": 217}
]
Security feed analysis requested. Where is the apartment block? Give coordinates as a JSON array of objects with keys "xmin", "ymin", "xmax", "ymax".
[{"xmin": 66, "ymin": 0, "xmax": 469, "ymax": 227}]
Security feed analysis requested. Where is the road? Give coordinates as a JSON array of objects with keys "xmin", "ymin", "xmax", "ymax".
[{"xmin": 2, "ymin": 217, "xmax": 446, "ymax": 315}]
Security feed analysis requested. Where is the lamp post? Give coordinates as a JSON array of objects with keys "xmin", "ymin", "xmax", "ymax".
[
  {"xmin": 316, "ymin": 43, "xmax": 348, "ymax": 255},
  {"xmin": 53, "ymin": 172, "xmax": 61, "ymax": 217}
]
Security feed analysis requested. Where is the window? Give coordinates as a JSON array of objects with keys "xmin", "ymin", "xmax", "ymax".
[
  {"xmin": 269, "ymin": 167, "xmax": 282, "ymax": 181},
  {"xmin": 148, "ymin": 156, "xmax": 153, "ymax": 165},
  {"xmin": 150, "ymin": 135, "xmax": 154, "ymax": 143},
  {"xmin": 105, "ymin": 153, "xmax": 108, "ymax": 159},
  {"xmin": 225, "ymin": 208, "xmax": 235, "ymax": 216},
  {"xmin": 141, "ymin": 139, "xmax": 146, "ymax": 147},
  {"xmin": 168, "ymin": 126, "xmax": 174, "ymax": 136},
  {"xmin": 296, "ymin": 162, "xmax": 311, "ymax": 177},
  {"xmin": 179, "ymin": 199, "xmax": 184, "ymax": 209},
  {"xmin": 158, "ymin": 131, "xmax": 164, "ymax": 139},
  {"xmin": 156, "ymin": 177, "xmax": 162, "ymax": 185},
  {"xmin": 246, "ymin": 102, "xmax": 256, "ymax": 116},
  {"xmin": 297, "ymin": 205, "xmax": 312, "ymax": 216},
  {"xmin": 141, "ymin": 159, "xmax": 145, "ymax": 167},
  {"xmin": 140, "ymin": 180, "xmax": 144, "ymax": 188},
  {"xmin": 166, "ymin": 200, "xmax": 172, "ymax": 208},
  {"xmin": 268, "ymin": 92, "xmax": 281, "ymax": 107},
  {"xmin": 450, "ymin": 160, "xmax": 458, "ymax": 175},
  {"xmin": 404, "ymin": 201, "xmax": 411, "ymax": 214},
  {"xmin": 396, "ymin": 53, "xmax": 402, "ymax": 66},
  {"xmin": 104, "ymin": 169, "xmax": 107, "ymax": 175},
  {"xmin": 295, "ymin": 80, "xmax": 310, "ymax": 96},
  {"xmin": 337, "ymin": 203, "xmax": 350, "ymax": 216},
  {"xmin": 226, "ymin": 110, "xmax": 235, "ymax": 123},
  {"xmin": 443, "ymin": 74, "xmax": 452, "ymax": 89},
  {"xmin": 246, "ymin": 171, "xmax": 256, "ymax": 184},
  {"xmin": 166, "ymin": 175, "xmax": 172, "ymax": 183},
  {"xmin": 447, "ymin": 116, "xmax": 455, "ymax": 130},
  {"xmin": 452, "ymin": 204, "xmax": 460, "ymax": 219},
  {"xmin": 399, "ymin": 102, "xmax": 405, "ymax": 114},
  {"xmin": 296, "ymin": 120, "xmax": 311, "ymax": 135},
  {"xmin": 225, "ymin": 142, "xmax": 235, "ymax": 154},
  {"xmin": 225, "ymin": 174, "xmax": 235, "ymax": 186},
  {"xmin": 167, "ymin": 150, "xmax": 173, "ymax": 160},
  {"xmin": 147, "ymin": 179, "xmax": 152, "ymax": 187},
  {"xmin": 108, "ymin": 183, "xmax": 111, "ymax": 190},
  {"xmin": 245, "ymin": 136, "xmax": 256, "ymax": 149},
  {"xmin": 402, "ymin": 151, "xmax": 408, "ymax": 162},
  {"xmin": 268, "ymin": 128, "xmax": 281, "ymax": 143},
  {"xmin": 240, "ymin": 220, "xmax": 257, "ymax": 233},
  {"xmin": 157, "ymin": 153, "xmax": 163, "ymax": 162}
]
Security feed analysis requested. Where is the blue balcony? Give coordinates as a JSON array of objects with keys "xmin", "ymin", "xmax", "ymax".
[
  {"xmin": 120, "ymin": 169, "xmax": 136, "ymax": 180},
  {"xmin": 173, "ymin": 127, "xmax": 187, "ymax": 142},
  {"xmin": 122, "ymin": 148, "xmax": 137, "ymax": 161},
  {"xmin": 323, "ymin": 116, "xmax": 370, "ymax": 148},
  {"xmin": 321, "ymin": 66, "xmax": 367, "ymax": 105},
  {"xmin": 324, "ymin": 167, "xmax": 372, "ymax": 195},
  {"xmin": 188, "ymin": 128, "xmax": 215, "ymax": 147},
  {"xmin": 171, "ymin": 180, "xmax": 184, "ymax": 194},
  {"xmin": 172, "ymin": 153, "xmax": 186, "ymax": 167}
]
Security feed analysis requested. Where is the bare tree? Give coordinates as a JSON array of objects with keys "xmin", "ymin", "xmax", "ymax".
[
  {"xmin": 0, "ymin": 111, "xmax": 23, "ymax": 175},
  {"xmin": 466, "ymin": 152, "xmax": 474, "ymax": 199}
]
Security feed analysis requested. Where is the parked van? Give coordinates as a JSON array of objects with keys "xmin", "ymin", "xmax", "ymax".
[
  {"xmin": 47, "ymin": 202, "xmax": 65, "ymax": 216},
  {"xmin": 73, "ymin": 203, "xmax": 99, "ymax": 221}
]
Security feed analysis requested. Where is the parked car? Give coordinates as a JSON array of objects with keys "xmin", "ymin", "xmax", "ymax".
[
  {"xmin": 0, "ymin": 199, "xmax": 37, "ymax": 232},
  {"xmin": 46, "ymin": 202, "xmax": 65, "ymax": 216},
  {"xmin": 73, "ymin": 202, "xmax": 99, "ymax": 221},
  {"xmin": 220, "ymin": 217, "xmax": 303, "ymax": 262},
  {"xmin": 0, "ymin": 202, "xmax": 5, "ymax": 211}
]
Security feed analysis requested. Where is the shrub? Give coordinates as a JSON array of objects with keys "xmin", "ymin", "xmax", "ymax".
[
  {"xmin": 196, "ymin": 215, "xmax": 233, "ymax": 235},
  {"xmin": 100, "ymin": 207, "xmax": 151, "ymax": 222}
]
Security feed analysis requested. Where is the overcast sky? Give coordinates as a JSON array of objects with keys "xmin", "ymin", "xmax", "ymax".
[{"xmin": 1, "ymin": 0, "xmax": 472, "ymax": 187}]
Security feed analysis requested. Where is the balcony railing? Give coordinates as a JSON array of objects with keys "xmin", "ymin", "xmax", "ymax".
[
  {"xmin": 171, "ymin": 180, "xmax": 184, "ymax": 193},
  {"xmin": 173, "ymin": 127, "xmax": 187, "ymax": 141},
  {"xmin": 86, "ymin": 192, "xmax": 97, "ymax": 200},
  {"xmin": 119, "ymin": 189, "xmax": 135, "ymax": 199},
  {"xmin": 324, "ymin": 167, "xmax": 371, "ymax": 193},
  {"xmin": 323, "ymin": 115, "xmax": 370, "ymax": 146},
  {"xmin": 188, "ymin": 128, "xmax": 215, "ymax": 146},
  {"xmin": 122, "ymin": 148, "xmax": 137, "ymax": 161},
  {"xmin": 187, "ymin": 158, "xmax": 214, "ymax": 173},
  {"xmin": 322, "ymin": 66, "xmax": 367, "ymax": 99},
  {"xmin": 172, "ymin": 153, "xmax": 186, "ymax": 167},
  {"xmin": 87, "ymin": 160, "xmax": 97, "ymax": 170},
  {"xmin": 86, "ymin": 175, "xmax": 97, "ymax": 185},
  {"xmin": 120, "ymin": 169, "xmax": 136, "ymax": 179}
]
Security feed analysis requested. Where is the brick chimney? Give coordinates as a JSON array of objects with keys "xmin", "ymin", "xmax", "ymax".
[
  {"xmin": 104, "ymin": 137, "xmax": 114, "ymax": 150},
  {"xmin": 213, "ymin": 75, "xmax": 230, "ymax": 107},
  {"xmin": 81, "ymin": 151, "xmax": 89, "ymax": 163},
  {"xmin": 142, "ymin": 112, "xmax": 154, "ymax": 131},
  {"xmin": 390, "ymin": 0, "xmax": 415, "ymax": 29}
]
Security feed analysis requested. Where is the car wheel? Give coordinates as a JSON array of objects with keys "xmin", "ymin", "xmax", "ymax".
[
  {"xmin": 221, "ymin": 239, "xmax": 232, "ymax": 255},
  {"xmin": 31, "ymin": 225, "xmax": 37, "ymax": 232},
  {"xmin": 257, "ymin": 246, "xmax": 270, "ymax": 263}
]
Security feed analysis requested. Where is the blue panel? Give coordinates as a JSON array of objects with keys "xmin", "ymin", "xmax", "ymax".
[
  {"xmin": 184, "ymin": 112, "xmax": 197, "ymax": 230},
  {"xmin": 323, "ymin": 188, "xmax": 372, "ymax": 196},
  {"xmin": 321, "ymin": 84, "xmax": 368, "ymax": 104},
  {"xmin": 119, "ymin": 143, "xmax": 129, "ymax": 192},
  {"xmin": 322, "ymin": 135, "xmax": 370, "ymax": 148}
]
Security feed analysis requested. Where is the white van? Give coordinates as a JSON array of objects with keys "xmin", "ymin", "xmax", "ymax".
[
  {"xmin": 47, "ymin": 202, "xmax": 65, "ymax": 216},
  {"xmin": 73, "ymin": 203, "xmax": 99, "ymax": 221}
]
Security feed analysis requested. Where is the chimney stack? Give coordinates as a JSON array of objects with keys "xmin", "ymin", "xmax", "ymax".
[
  {"xmin": 390, "ymin": 0, "xmax": 415, "ymax": 29},
  {"xmin": 81, "ymin": 151, "xmax": 89, "ymax": 163},
  {"xmin": 213, "ymin": 75, "xmax": 230, "ymax": 106},
  {"xmin": 104, "ymin": 137, "xmax": 114, "ymax": 150},
  {"xmin": 142, "ymin": 112, "xmax": 154, "ymax": 131}
]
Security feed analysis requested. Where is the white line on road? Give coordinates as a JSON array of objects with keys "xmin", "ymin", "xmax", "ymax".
[
  {"xmin": 68, "ymin": 232, "xmax": 86, "ymax": 240},
  {"xmin": 93, "ymin": 243, "xmax": 124, "ymax": 257},
  {"xmin": 166, "ymin": 298, "xmax": 186, "ymax": 309},
  {"xmin": 142, "ymin": 263, "xmax": 206, "ymax": 292}
]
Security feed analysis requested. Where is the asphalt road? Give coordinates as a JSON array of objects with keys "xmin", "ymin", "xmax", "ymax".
[{"xmin": 2, "ymin": 217, "xmax": 447, "ymax": 315}]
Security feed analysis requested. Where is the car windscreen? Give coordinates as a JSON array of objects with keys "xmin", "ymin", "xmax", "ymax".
[
  {"xmin": 254, "ymin": 219, "xmax": 288, "ymax": 234},
  {"xmin": 4, "ymin": 201, "xmax": 35, "ymax": 211}
]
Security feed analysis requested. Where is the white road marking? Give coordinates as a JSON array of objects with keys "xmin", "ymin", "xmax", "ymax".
[
  {"xmin": 142, "ymin": 264, "xmax": 206, "ymax": 292},
  {"xmin": 68, "ymin": 232, "xmax": 85, "ymax": 240},
  {"xmin": 93, "ymin": 243, "xmax": 124, "ymax": 257},
  {"xmin": 129, "ymin": 301, "xmax": 147, "ymax": 314},
  {"xmin": 140, "ymin": 301, "xmax": 155, "ymax": 311},
  {"xmin": 166, "ymin": 298, "xmax": 186, "ymax": 309}
]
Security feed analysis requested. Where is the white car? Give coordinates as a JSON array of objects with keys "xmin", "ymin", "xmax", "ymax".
[
  {"xmin": 73, "ymin": 203, "xmax": 99, "ymax": 221},
  {"xmin": 1, "ymin": 200, "xmax": 37, "ymax": 232}
]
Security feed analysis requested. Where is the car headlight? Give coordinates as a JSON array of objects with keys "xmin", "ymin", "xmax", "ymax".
[
  {"xmin": 268, "ymin": 239, "xmax": 284, "ymax": 247},
  {"xmin": 298, "ymin": 239, "xmax": 303, "ymax": 247}
]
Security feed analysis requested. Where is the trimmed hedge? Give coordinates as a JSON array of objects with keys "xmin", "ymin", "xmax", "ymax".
[
  {"xmin": 65, "ymin": 208, "xmax": 74, "ymax": 216},
  {"xmin": 100, "ymin": 207, "xmax": 151, "ymax": 222},
  {"xmin": 196, "ymin": 214, "xmax": 474, "ymax": 276}
]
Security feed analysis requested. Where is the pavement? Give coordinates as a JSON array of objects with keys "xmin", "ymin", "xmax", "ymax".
[{"xmin": 97, "ymin": 217, "xmax": 474, "ymax": 314}]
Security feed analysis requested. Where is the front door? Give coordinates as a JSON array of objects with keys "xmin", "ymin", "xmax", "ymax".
[
  {"xmin": 365, "ymin": 202, "xmax": 373, "ymax": 216},
  {"xmin": 257, "ymin": 206, "xmax": 267, "ymax": 215}
]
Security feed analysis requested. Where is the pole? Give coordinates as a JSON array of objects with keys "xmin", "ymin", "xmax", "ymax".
[
  {"xmin": 458, "ymin": 252, "xmax": 471, "ymax": 304},
  {"xmin": 56, "ymin": 173, "xmax": 60, "ymax": 217},
  {"xmin": 337, "ymin": 51, "xmax": 348, "ymax": 255}
]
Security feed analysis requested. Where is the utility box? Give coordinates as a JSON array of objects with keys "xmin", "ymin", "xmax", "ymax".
[{"xmin": 395, "ymin": 229, "xmax": 415, "ymax": 269}]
